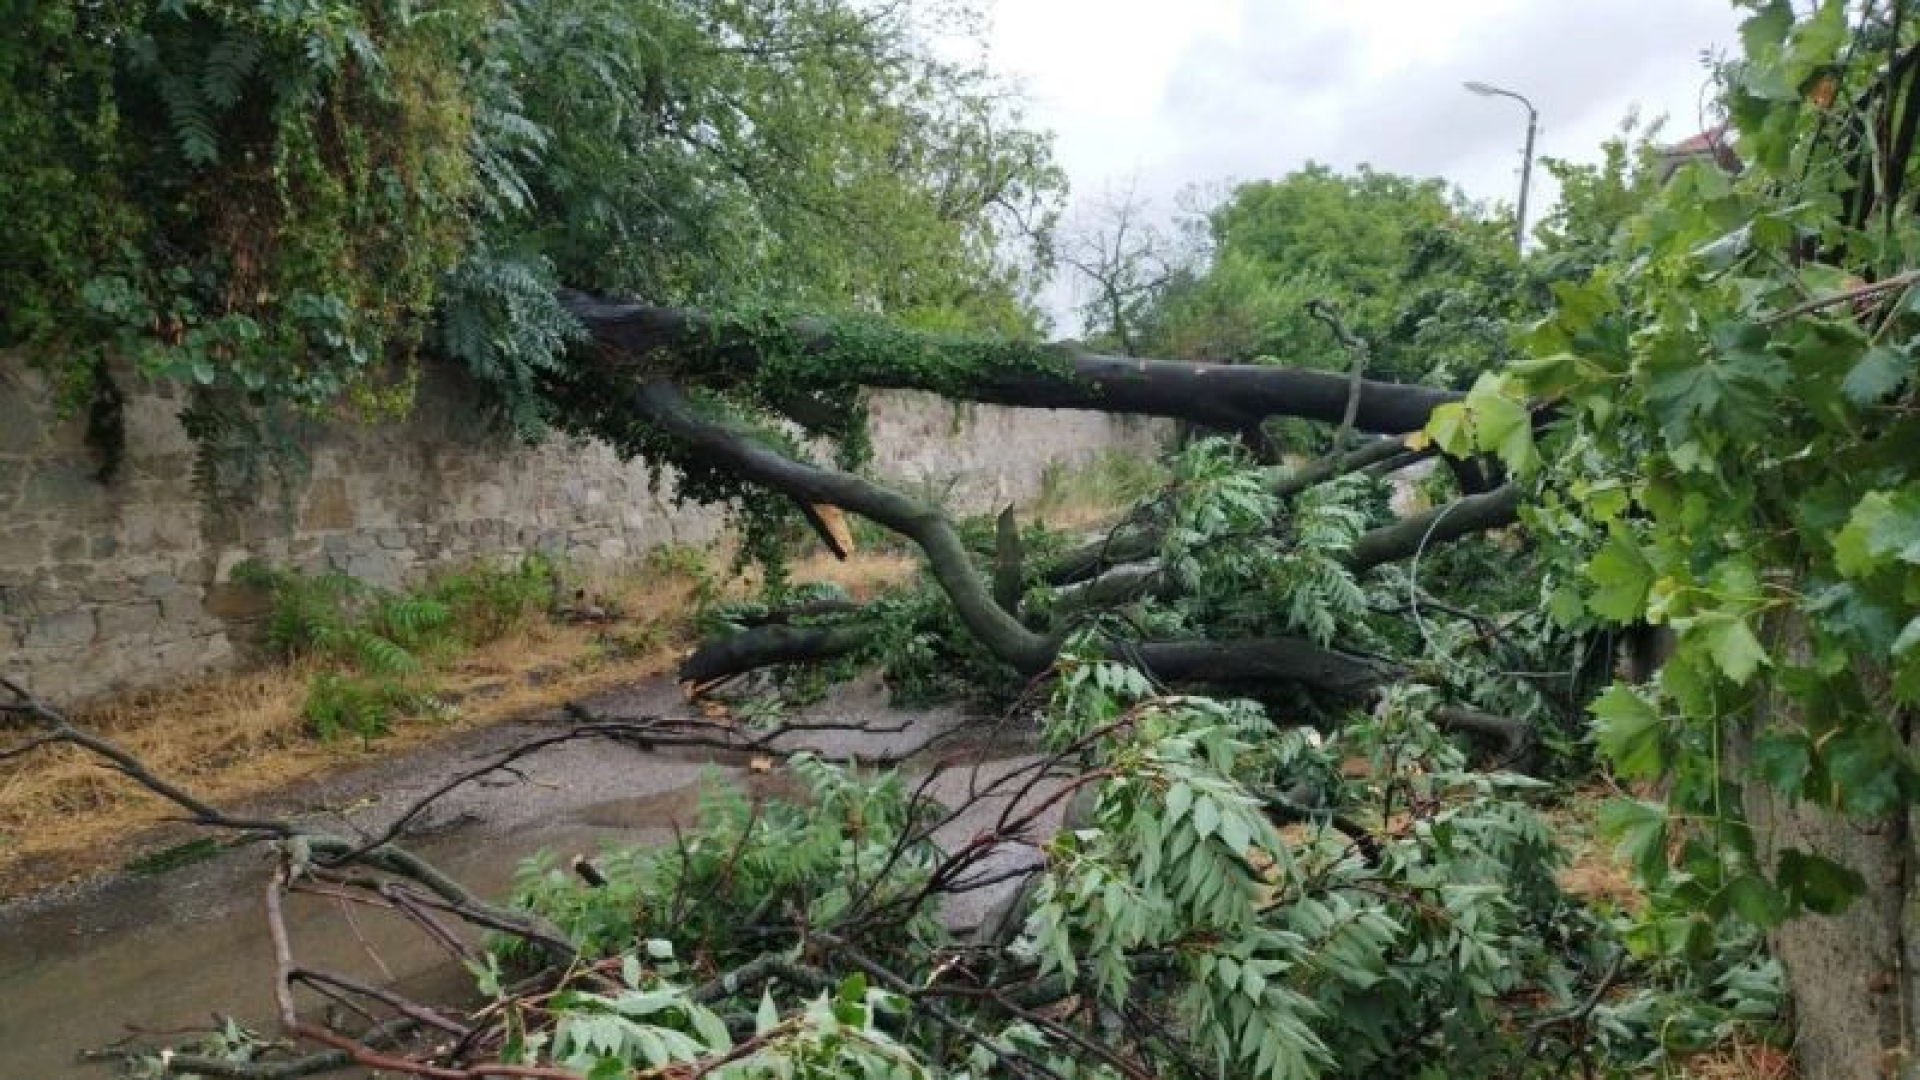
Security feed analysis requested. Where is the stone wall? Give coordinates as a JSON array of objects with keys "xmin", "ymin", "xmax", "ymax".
[{"xmin": 0, "ymin": 363, "xmax": 1164, "ymax": 703}]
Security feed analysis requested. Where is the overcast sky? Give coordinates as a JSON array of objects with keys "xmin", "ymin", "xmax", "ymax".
[{"xmin": 980, "ymin": 0, "xmax": 1745, "ymax": 328}]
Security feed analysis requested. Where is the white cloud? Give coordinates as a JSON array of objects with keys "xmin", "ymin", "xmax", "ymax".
[{"xmin": 985, "ymin": 0, "xmax": 1746, "ymax": 329}]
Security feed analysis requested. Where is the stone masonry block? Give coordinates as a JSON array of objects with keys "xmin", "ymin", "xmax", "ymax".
[
  {"xmin": 158, "ymin": 586, "xmax": 204, "ymax": 624},
  {"xmin": 25, "ymin": 607, "xmax": 95, "ymax": 649},
  {"xmin": 20, "ymin": 458, "xmax": 98, "ymax": 513},
  {"xmin": 96, "ymin": 601, "xmax": 162, "ymax": 639}
]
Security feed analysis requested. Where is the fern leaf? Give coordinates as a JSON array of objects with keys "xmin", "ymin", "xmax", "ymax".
[
  {"xmin": 200, "ymin": 30, "xmax": 262, "ymax": 108},
  {"xmin": 159, "ymin": 71, "xmax": 218, "ymax": 165}
]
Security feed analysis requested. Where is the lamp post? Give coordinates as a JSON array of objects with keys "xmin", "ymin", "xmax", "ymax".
[{"xmin": 1464, "ymin": 80, "xmax": 1537, "ymax": 253}]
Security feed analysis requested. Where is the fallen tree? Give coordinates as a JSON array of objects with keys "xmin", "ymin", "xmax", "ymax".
[{"xmin": 534, "ymin": 295, "xmax": 1534, "ymax": 707}]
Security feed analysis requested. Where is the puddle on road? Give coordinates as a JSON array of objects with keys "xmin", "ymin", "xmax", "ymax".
[{"xmin": 0, "ymin": 796, "xmax": 693, "ymax": 1077}]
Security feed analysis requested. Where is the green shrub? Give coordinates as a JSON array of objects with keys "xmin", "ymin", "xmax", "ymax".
[
  {"xmin": 426, "ymin": 553, "xmax": 555, "ymax": 643},
  {"xmin": 235, "ymin": 555, "xmax": 556, "ymax": 740},
  {"xmin": 303, "ymin": 671, "xmax": 438, "ymax": 742}
]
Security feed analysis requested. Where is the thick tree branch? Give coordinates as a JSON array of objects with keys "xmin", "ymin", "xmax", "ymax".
[
  {"xmin": 563, "ymin": 293, "xmax": 1462, "ymax": 433},
  {"xmin": 681, "ymin": 622, "xmax": 880, "ymax": 685},
  {"xmin": 626, "ymin": 378, "xmax": 1058, "ymax": 673},
  {"xmin": 993, "ymin": 506, "xmax": 1025, "ymax": 615},
  {"xmin": 1344, "ymin": 484, "xmax": 1522, "ymax": 572}
]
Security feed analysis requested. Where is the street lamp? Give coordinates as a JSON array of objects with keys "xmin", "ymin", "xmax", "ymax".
[{"xmin": 1464, "ymin": 80, "xmax": 1538, "ymax": 253}]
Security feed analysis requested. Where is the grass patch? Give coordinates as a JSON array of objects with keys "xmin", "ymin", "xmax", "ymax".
[
  {"xmin": 1033, "ymin": 448, "xmax": 1166, "ymax": 522},
  {"xmin": 236, "ymin": 555, "xmax": 556, "ymax": 740},
  {"xmin": 123, "ymin": 836, "xmax": 225, "ymax": 876},
  {"xmin": 0, "ymin": 547, "xmax": 917, "ymax": 899}
]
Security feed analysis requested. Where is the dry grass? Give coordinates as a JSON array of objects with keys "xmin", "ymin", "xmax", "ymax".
[
  {"xmin": 0, "ymin": 549, "xmax": 917, "ymax": 900},
  {"xmin": 1557, "ymin": 851, "xmax": 1643, "ymax": 912},
  {"xmin": 1548, "ymin": 787, "xmax": 1644, "ymax": 913},
  {"xmin": 1678, "ymin": 1040, "xmax": 1797, "ymax": 1079}
]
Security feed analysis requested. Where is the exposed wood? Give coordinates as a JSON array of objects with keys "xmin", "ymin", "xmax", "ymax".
[
  {"xmin": 993, "ymin": 506, "xmax": 1025, "ymax": 615},
  {"xmin": 800, "ymin": 501, "xmax": 855, "ymax": 560}
]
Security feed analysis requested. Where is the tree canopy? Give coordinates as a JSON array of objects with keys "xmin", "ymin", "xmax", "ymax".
[
  {"xmin": 1138, "ymin": 164, "xmax": 1529, "ymax": 391},
  {"xmin": 2, "ymin": 0, "xmax": 1063, "ymax": 438}
]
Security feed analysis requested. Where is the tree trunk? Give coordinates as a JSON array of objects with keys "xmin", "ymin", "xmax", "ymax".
[
  {"xmin": 1735, "ymin": 730, "xmax": 1913, "ymax": 1079},
  {"xmin": 1730, "ymin": 623, "xmax": 1916, "ymax": 1079}
]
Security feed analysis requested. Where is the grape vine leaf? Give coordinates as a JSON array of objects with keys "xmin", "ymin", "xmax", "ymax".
[
  {"xmin": 1598, "ymin": 798, "xmax": 1670, "ymax": 884},
  {"xmin": 1695, "ymin": 612, "xmax": 1770, "ymax": 685},
  {"xmin": 1776, "ymin": 848, "xmax": 1865, "ymax": 916},
  {"xmin": 1591, "ymin": 683, "xmax": 1666, "ymax": 778},
  {"xmin": 1834, "ymin": 488, "xmax": 1920, "ymax": 576},
  {"xmin": 1840, "ymin": 344, "xmax": 1914, "ymax": 406},
  {"xmin": 1643, "ymin": 321, "xmax": 1789, "ymax": 443},
  {"xmin": 1587, "ymin": 530, "xmax": 1655, "ymax": 622}
]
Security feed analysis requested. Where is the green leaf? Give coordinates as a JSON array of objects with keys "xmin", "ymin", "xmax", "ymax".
[
  {"xmin": 1547, "ymin": 582, "xmax": 1588, "ymax": 627},
  {"xmin": 1750, "ymin": 729, "xmax": 1812, "ymax": 794},
  {"xmin": 1841, "ymin": 344, "xmax": 1913, "ymax": 405},
  {"xmin": 1192, "ymin": 796, "xmax": 1220, "ymax": 840},
  {"xmin": 1895, "ymin": 616, "xmax": 1920, "ymax": 656},
  {"xmin": 1590, "ymin": 683, "xmax": 1666, "ymax": 778},
  {"xmin": 1424, "ymin": 401, "xmax": 1471, "ymax": 457},
  {"xmin": 1786, "ymin": 0, "xmax": 1848, "ymax": 82},
  {"xmin": 1644, "ymin": 321, "xmax": 1788, "ymax": 442},
  {"xmin": 1597, "ymin": 798, "xmax": 1670, "ymax": 884},
  {"xmin": 1777, "ymin": 848, "xmax": 1865, "ymax": 916},
  {"xmin": 1165, "ymin": 781, "xmax": 1193, "ymax": 826},
  {"xmin": 1695, "ymin": 612, "xmax": 1770, "ymax": 685},
  {"xmin": 1587, "ymin": 530, "xmax": 1655, "ymax": 622},
  {"xmin": 1740, "ymin": 0, "xmax": 1794, "ymax": 56},
  {"xmin": 755, "ymin": 988, "xmax": 780, "ymax": 1035},
  {"xmin": 1219, "ymin": 805, "xmax": 1251, "ymax": 854},
  {"xmin": 1822, "ymin": 725, "xmax": 1908, "ymax": 815},
  {"xmin": 689, "ymin": 1003, "xmax": 732, "ymax": 1051},
  {"xmin": 1835, "ymin": 489, "xmax": 1920, "ymax": 576},
  {"xmin": 1723, "ymin": 873, "xmax": 1789, "ymax": 928},
  {"xmin": 1464, "ymin": 376, "xmax": 1538, "ymax": 476}
]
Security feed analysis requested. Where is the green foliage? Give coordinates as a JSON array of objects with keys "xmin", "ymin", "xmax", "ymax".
[
  {"xmin": 1141, "ymin": 164, "xmax": 1530, "ymax": 396},
  {"xmin": 508, "ymin": 757, "xmax": 943, "ymax": 965},
  {"xmin": 1489, "ymin": 0, "xmax": 1920, "ymax": 956},
  {"xmin": 1531, "ymin": 111, "xmax": 1669, "ymax": 273},
  {"xmin": 236, "ymin": 555, "xmax": 551, "ymax": 738},
  {"xmin": 436, "ymin": 251, "xmax": 584, "ymax": 438},
  {"xmin": 7, "ymin": 0, "xmax": 481, "ymax": 412},
  {"xmin": 1024, "ymin": 663, "xmax": 1578, "ymax": 1078},
  {"xmin": 9, "ymin": 0, "xmax": 1065, "ymax": 497},
  {"xmin": 303, "ymin": 670, "xmax": 439, "ymax": 741}
]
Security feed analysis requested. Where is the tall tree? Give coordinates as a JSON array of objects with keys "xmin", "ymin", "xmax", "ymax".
[{"xmin": 1143, "ymin": 164, "xmax": 1528, "ymax": 390}]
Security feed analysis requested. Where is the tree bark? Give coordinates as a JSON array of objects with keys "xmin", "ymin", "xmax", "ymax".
[
  {"xmin": 1345, "ymin": 484, "xmax": 1522, "ymax": 572},
  {"xmin": 563, "ymin": 293, "xmax": 1462, "ymax": 434},
  {"xmin": 1727, "ymin": 621, "xmax": 1916, "ymax": 1080},
  {"xmin": 626, "ymin": 378, "xmax": 1058, "ymax": 674}
]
